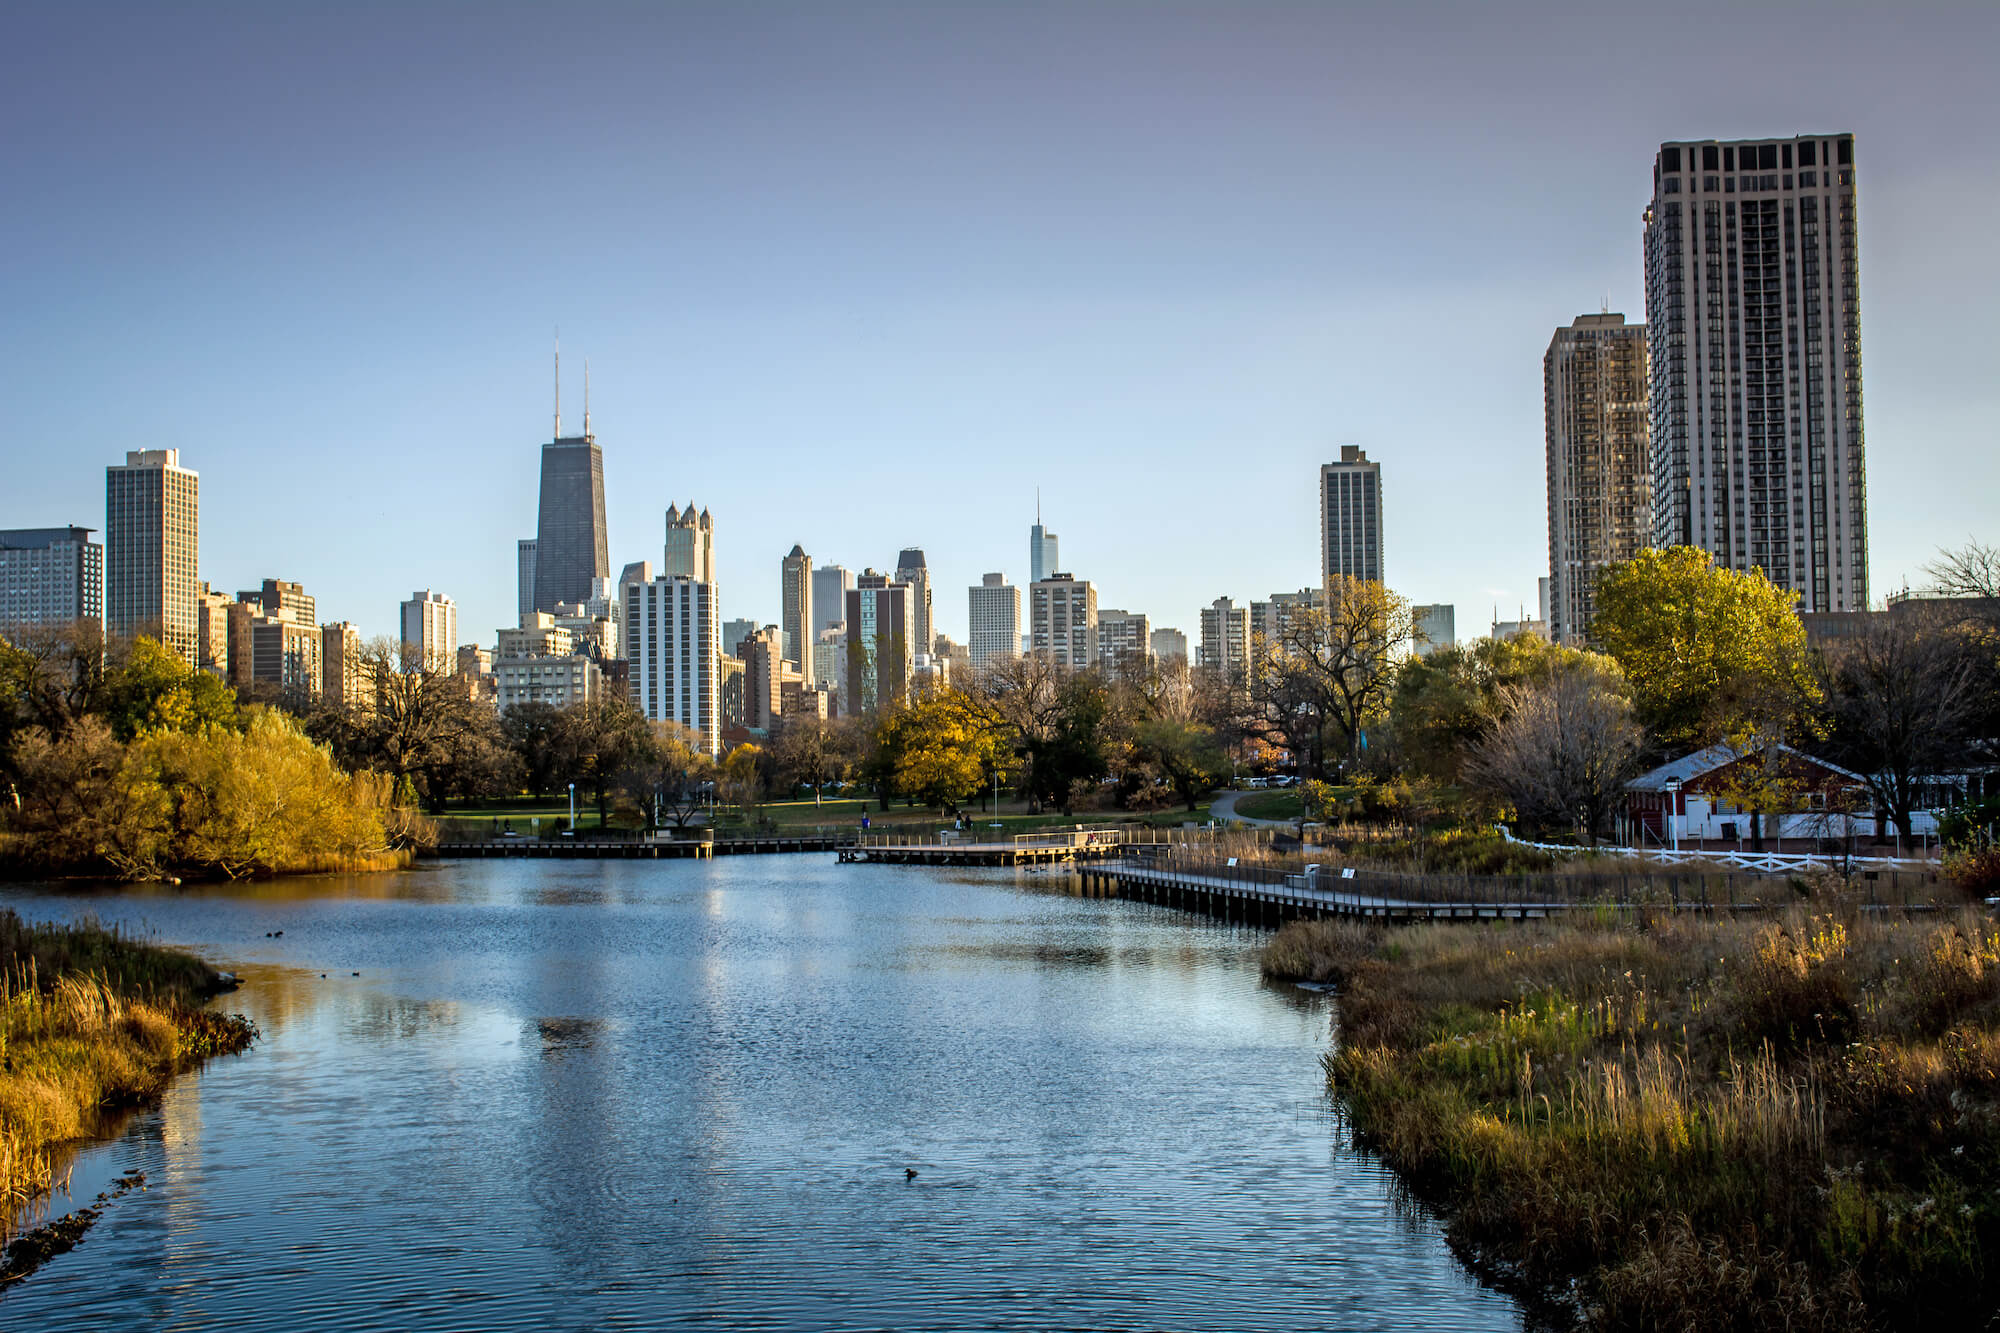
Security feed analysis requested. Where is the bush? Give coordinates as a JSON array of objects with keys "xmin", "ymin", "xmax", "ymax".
[{"xmin": 1943, "ymin": 844, "xmax": 2000, "ymax": 897}]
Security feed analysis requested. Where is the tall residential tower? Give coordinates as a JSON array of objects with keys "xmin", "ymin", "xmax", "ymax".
[
  {"xmin": 1320, "ymin": 446, "xmax": 1383, "ymax": 587},
  {"xmin": 106, "ymin": 450, "xmax": 199, "ymax": 660},
  {"xmin": 1644, "ymin": 134, "xmax": 1867, "ymax": 611},
  {"xmin": 1545, "ymin": 313, "xmax": 1650, "ymax": 645}
]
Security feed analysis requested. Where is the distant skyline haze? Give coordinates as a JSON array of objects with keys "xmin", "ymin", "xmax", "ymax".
[{"xmin": 3, "ymin": 4, "xmax": 1995, "ymax": 646}]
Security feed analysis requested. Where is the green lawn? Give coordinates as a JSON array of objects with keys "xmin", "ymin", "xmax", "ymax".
[{"xmin": 1234, "ymin": 789, "xmax": 1305, "ymax": 822}]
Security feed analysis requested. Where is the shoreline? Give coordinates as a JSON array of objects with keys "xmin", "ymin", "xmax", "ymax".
[
  {"xmin": 0, "ymin": 910, "xmax": 257, "ymax": 1267},
  {"xmin": 1265, "ymin": 900, "xmax": 2000, "ymax": 1331}
]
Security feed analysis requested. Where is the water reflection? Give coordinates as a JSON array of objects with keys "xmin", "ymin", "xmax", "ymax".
[{"xmin": 0, "ymin": 859, "xmax": 1520, "ymax": 1331}]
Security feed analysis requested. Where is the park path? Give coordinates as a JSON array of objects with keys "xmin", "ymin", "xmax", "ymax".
[{"xmin": 1207, "ymin": 789, "xmax": 1299, "ymax": 829}]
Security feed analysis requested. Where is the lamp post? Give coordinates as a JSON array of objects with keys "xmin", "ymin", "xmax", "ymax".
[
  {"xmin": 1664, "ymin": 778, "xmax": 1681, "ymax": 853},
  {"xmin": 568, "ymin": 781, "xmax": 577, "ymax": 830}
]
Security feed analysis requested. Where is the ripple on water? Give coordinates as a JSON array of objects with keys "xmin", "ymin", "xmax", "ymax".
[{"xmin": 0, "ymin": 859, "xmax": 1520, "ymax": 1332}]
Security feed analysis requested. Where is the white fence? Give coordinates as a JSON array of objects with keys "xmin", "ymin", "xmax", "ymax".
[{"xmin": 1495, "ymin": 825, "xmax": 1938, "ymax": 875}]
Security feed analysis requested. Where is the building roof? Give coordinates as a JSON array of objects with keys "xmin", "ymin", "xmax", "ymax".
[{"xmin": 1626, "ymin": 742, "xmax": 1866, "ymax": 792}]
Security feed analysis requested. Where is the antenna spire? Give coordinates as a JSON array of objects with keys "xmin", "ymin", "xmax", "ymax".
[
  {"xmin": 584, "ymin": 357, "xmax": 591, "ymax": 435},
  {"xmin": 1036, "ymin": 486, "xmax": 1041, "ymax": 525},
  {"xmin": 554, "ymin": 327, "xmax": 562, "ymax": 438}
]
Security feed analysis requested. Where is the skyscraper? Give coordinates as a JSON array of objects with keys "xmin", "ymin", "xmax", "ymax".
[
  {"xmin": 1029, "ymin": 574, "xmax": 1097, "ymax": 670},
  {"xmin": 1320, "ymin": 446, "xmax": 1383, "ymax": 587},
  {"xmin": 1545, "ymin": 313, "xmax": 1650, "ymax": 645},
  {"xmin": 663, "ymin": 504, "xmax": 716, "ymax": 583},
  {"xmin": 1095, "ymin": 608, "xmax": 1150, "ymax": 676},
  {"xmin": 1645, "ymin": 134, "xmax": 1867, "ymax": 612},
  {"xmin": 812, "ymin": 564, "xmax": 853, "ymax": 632},
  {"xmin": 105, "ymin": 449, "xmax": 199, "ymax": 660},
  {"xmin": 1198, "ymin": 597, "xmax": 1249, "ymax": 682},
  {"xmin": 781, "ymin": 545, "xmax": 813, "ymax": 682},
  {"xmin": 400, "ymin": 589, "xmax": 457, "ymax": 672},
  {"xmin": 531, "ymin": 361, "xmax": 609, "ymax": 613},
  {"xmin": 626, "ymin": 574, "xmax": 720, "ymax": 754},
  {"xmin": 0, "ymin": 526, "xmax": 102, "ymax": 633},
  {"xmin": 894, "ymin": 548, "xmax": 932, "ymax": 655},
  {"xmin": 517, "ymin": 539, "xmax": 538, "ymax": 621},
  {"xmin": 844, "ymin": 573, "xmax": 913, "ymax": 715},
  {"xmin": 1411, "ymin": 604, "xmax": 1455, "ymax": 659},
  {"xmin": 967, "ymin": 573, "xmax": 1020, "ymax": 669},
  {"xmin": 1030, "ymin": 507, "xmax": 1059, "ymax": 586}
]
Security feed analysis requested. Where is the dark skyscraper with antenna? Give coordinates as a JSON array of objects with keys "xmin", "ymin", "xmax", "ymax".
[{"xmin": 531, "ymin": 348, "xmax": 610, "ymax": 614}]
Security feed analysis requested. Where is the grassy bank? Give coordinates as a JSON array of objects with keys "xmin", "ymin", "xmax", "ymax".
[
  {"xmin": 1264, "ymin": 901, "xmax": 2000, "ymax": 1330},
  {"xmin": 0, "ymin": 911, "xmax": 254, "ymax": 1225}
]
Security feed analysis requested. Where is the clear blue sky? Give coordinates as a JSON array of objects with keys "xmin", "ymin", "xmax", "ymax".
[{"xmin": 4, "ymin": 3, "xmax": 1995, "ymax": 647}]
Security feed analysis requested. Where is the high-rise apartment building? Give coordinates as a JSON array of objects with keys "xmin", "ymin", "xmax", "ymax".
[
  {"xmin": 105, "ymin": 449, "xmax": 199, "ymax": 660},
  {"xmin": 250, "ymin": 617, "xmax": 323, "ymax": 699},
  {"xmin": 967, "ymin": 573, "xmax": 1020, "ymax": 669},
  {"xmin": 1250, "ymin": 589, "xmax": 1320, "ymax": 654},
  {"xmin": 1545, "ymin": 313, "xmax": 1651, "ymax": 645},
  {"xmin": 399, "ymin": 590, "xmax": 457, "ymax": 672},
  {"xmin": 1645, "ymin": 134, "xmax": 1867, "ymax": 612},
  {"xmin": 1096, "ymin": 608, "xmax": 1150, "ymax": 676},
  {"xmin": 322, "ymin": 621, "xmax": 365, "ymax": 709},
  {"xmin": 1150, "ymin": 627, "xmax": 1188, "ymax": 662},
  {"xmin": 238, "ymin": 578, "xmax": 316, "ymax": 627},
  {"xmin": 531, "ymin": 403, "xmax": 609, "ymax": 613},
  {"xmin": 517, "ymin": 539, "xmax": 538, "ymax": 621},
  {"xmin": 663, "ymin": 504, "xmax": 716, "ymax": 583},
  {"xmin": 195, "ymin": 583, "xmax": 234, "ymax": 676},
  {"xmin": 1320, "ymin": 446, "xmax": 1383, "ymax": 588},
  {"xmin": 1029, "ymin": 574, "xmax": 1097, "ymax": 670},
  {"xmin": 0, "ymin": 526, "xmax": 102, "ymax": 633},
  {"xmin": 1411, "ymin": 604, "xmax": 1455, "ymax": 658},
  {"xmin": 1198, "ymin": 597, "xmax": 1250, "ymax": 681},
  {"xmin": 812, "ymin": 564, "xmax": 853, "ymax": 632},
  {"xmin": 894, "ymin": 548, "xmax": 933, "ymax": 659},
  {"xmin": 781, "ymin": 545, "xmax": 814, "ymax": 681},
  {"xmin": 844, "ymin": 574, "xmax": 913, "ymax": 715},
  {"xmin": 626, "ymin": 574, "xmax": 721, "ymax": 754}
]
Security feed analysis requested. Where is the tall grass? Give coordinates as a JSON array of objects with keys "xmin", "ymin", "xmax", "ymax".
[
  {"xmin": 1267, "ymin": 900, "xmax": 2000, "ymax": 1329},
  {"xmin": 0, "ymin": 911, "xmax": 253, "ymax": 1230}
]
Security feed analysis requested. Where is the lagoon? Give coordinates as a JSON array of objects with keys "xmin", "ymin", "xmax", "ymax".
[{"xmin": 0, "ymin": 857, "xmax": 1518, "ymax": 1331}]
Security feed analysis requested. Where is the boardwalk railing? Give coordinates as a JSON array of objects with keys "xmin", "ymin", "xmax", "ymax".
[
  {"xmin": 1493, "ymin": 825, "xmax": 1939, "ymax": 875},
  {"xmin": 854, "ymin": 825, "xmax": 1230, "ymax": 852}
]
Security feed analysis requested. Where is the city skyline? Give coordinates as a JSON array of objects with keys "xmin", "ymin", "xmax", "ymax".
[{"xmin": 4, "ymin": 6, "xmax": 1996, "ymax": 650}]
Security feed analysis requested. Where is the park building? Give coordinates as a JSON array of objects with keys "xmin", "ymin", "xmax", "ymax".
[
  {"xmin": 0, "ymin": 526, "xmax": 102, "ymax": 634},
  {"xmin": 106, "ymin": 449, "xmax": 199, "ymax": 661},
  {"xmin": 1645, "ymin": 134, "xmax": 1867, "ymax": 612},
  {"xmin": 967, "ymin": 572, "xmax": 1021, "ymax": 669}
]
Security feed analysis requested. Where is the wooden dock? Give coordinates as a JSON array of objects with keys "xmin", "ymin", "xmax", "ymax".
[
  {"xmin": 838, "ymin": 827, "xmax": 1209, "ymax": 868},
  {"xmin": 430, "ymin": 834, "xmax": 846, "ymax": 860},
  {"xmin": 1077, "ymin": 857, "xmax": 1577, "ymax": 926}
]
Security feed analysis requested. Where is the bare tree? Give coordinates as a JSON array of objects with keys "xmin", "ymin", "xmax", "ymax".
[
  {"xmin": 1925, "ymin": 539, "xmax": 2000, "ymax": 600},
  {"xmin": 1821, "ymin": 604, "xmax": 1986, "ymax": 839},
  {"xmin": 618, "ymin": 721, "xmax": 712, "ymax": 829},
  {"xmin": 1467, "ymin": 658, "xmax": 1640, "ymax": 844},
  {"xmin": 1240, "ymin": 578, "xmax": 1413, "ymax": 777}
]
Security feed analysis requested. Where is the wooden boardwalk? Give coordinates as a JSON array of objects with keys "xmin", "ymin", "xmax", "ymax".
[
  {"xmin": 430, "ymin": 834, "xmax": 846, "ymax": 860},
  {"xmin": 839, "ymin": 827, "xmax": 1210, "ymax": 868},
  {"xmin": 1078, "ymin": 858, "xmax": 1578, "ymax": 927}
]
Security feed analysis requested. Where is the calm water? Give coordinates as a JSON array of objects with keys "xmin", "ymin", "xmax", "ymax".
[{"xmin": 0, "ymin": 857, "xmax": 1518, "ymax": 1331}]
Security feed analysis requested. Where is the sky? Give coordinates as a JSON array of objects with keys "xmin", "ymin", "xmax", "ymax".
[{"xmin": 3, "ymin": 2, "xmax": 1997, "ymax": 648}]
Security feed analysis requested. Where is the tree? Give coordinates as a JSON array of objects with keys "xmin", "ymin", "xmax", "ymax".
[
  {"xmin": 1465, "ymin": 655, "xmax": 1640, "ymax": 844},
  {"xmin": 768, "ymin": 715, "xmax": 854, "ymax": 803},
  {"xmin": 1820, "ymin": 604, "xmax": 1987, "ymax": 839},
  {"xmin": 1389, "ymin": 634, "xmax": 1570, "ymax": 783},
  {"xmin": 553, "ymin": 696, "xmax": 652, "ymax": 823},
  {"xmin": 352, "ymin": 637, "xmax": 494, "ymax": 812},
  {"xmin": 617, "ymin": 722, "xmax": 712, "ymax": 829},
  {"xmin": 717, "ymin": 742, "xmax": 765, "ymax": 824},
  {"xmin": 872, "ymin": 689, "xmax": 999, "ymax": 815},
  {"xmin": 500, "ymin": 701, "xmax": 567, "ymax": 798},
  {"xmin": 1241, "ymin": 579, "xmax": 1413, "ymax": 778},
  {"xmin": 1590, "ymin": 546, "xmax": 1818, "ymax": 753},
  {"xmin": 1925, "ymin": 539, "xmax": 2000, "ymax": 601},
  {"xmin": 1131, "ymin": 717, "xmax": 1227, "ymax": 811}
]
